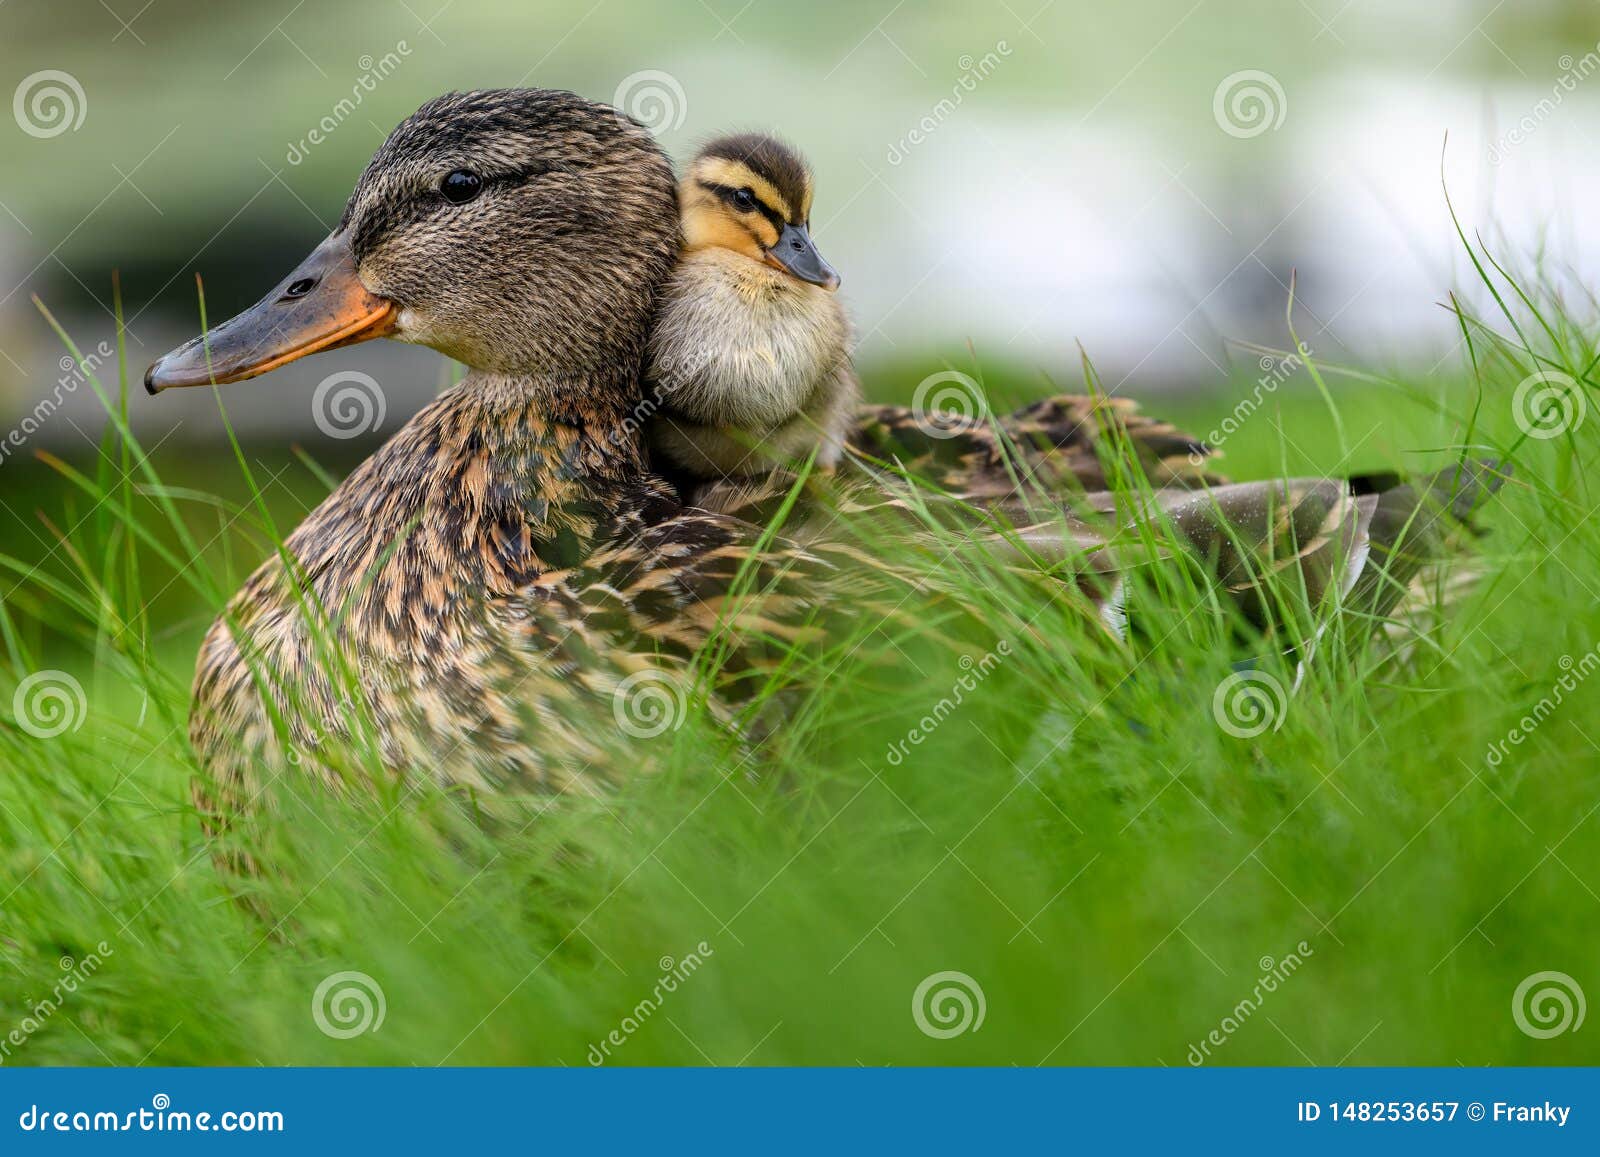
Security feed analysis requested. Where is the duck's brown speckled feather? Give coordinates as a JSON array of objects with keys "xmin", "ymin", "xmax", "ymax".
[
  {"xmin": 189, "ymin": 373, "xmax": 862, "ymax": 803},
  {"xmin": 848, "ymin": 394, "xmax": 1226, "ymax": 496}
]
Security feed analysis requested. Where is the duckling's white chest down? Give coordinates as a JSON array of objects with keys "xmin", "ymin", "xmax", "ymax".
[{"xmin": 645, "ymin": 248, "xmax": 858, "ymax": 478}]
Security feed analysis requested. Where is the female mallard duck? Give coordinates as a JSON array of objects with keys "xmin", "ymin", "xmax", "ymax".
[
  {"xmin": 145, "ymin": 88, "xmax": 1499, "ymax": 803},
  {"xmin": 645, "ymin": 133, "xmax": 857, "ymax": 494},
  {"xmin": 145, "ymin": 89, "xmax": 842, "ymax": 798}
]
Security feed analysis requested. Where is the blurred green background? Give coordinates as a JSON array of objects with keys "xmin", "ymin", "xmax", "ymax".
[{"xmin": 3, "ymin": 0, "xmax": 1600, "ymax": 1068}]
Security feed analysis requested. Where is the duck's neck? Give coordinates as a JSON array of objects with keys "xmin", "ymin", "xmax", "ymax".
[
  {"xmin": 284, "ymin": 364, "xmax": 676, "ymax": 628},
  {"xmin": 455, "ymin": 367, "xmax": 652, "ymax": 485}
]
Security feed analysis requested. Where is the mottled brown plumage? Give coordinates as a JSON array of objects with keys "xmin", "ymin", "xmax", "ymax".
[{"xmin": 847, "ymin": 393, "xmax": 1226, "ymax": 499}]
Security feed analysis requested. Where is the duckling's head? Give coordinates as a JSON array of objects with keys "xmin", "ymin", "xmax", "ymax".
[
  {"xmin": 679, "ymin": 134, "xmax": 840, "ymax": 291},
  {"xmin": 147, "ymin": 89, "xmax": 678, "ymax": 394}
]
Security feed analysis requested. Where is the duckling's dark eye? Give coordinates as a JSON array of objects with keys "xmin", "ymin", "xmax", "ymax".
[
  {"xmin": 440, "ymin": 170, "xmax": 483, "ymax": 205},
  {"xmin": 732, "ymin": 187, "xmax": 756, "ymax": 211}
]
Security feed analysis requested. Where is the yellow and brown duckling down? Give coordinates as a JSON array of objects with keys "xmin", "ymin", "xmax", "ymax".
[
  {"xmin": 646, "ymin": 134, "xmax": 859, "ymax": 492},
  {"xmin": 144, "ymin": 88, "xmax": 1501, "ymax": 807}
]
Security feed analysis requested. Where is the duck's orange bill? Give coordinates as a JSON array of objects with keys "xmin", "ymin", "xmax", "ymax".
[{"xmin": 144, "ymin": 233, "xmax": 397, "ymax": 394}]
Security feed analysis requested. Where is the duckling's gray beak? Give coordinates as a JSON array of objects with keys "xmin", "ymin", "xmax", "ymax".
[
  {"xmin": 144, "ymin": 233, "xmax": 397, "ymax": 394},
  {"xmin": 764, "ymin": 223, "xmax": 840, "ymax": 291}
]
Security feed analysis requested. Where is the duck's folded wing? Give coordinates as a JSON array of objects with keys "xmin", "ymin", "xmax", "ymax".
[
  {"xmin": 846, "ymin": 393, "xmax": 1225, "ymax": 496},
  {"xmin": 511, "ymin": 506, "xmax": 896, "ymax": 669}
]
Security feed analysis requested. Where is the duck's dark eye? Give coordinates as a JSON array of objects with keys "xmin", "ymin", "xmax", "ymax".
[
  {"xmin": 732, "ymin": 187, "xmax": 756, "ymax": 211},
  {"xmin": 440, "ymin": 170, "xmax": 483, "ymax": 205}
]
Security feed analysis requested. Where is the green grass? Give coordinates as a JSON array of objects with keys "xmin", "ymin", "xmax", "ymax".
[{"xmin": 2, "ymin": 245, "xmax": 1599, "ymax": 1068}]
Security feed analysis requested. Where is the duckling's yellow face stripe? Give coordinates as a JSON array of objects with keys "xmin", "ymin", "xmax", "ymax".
[
  {"xmin": 680, "ymin": 188, "xmax": 769, "ymax": 260},
  {"xmin": 693, "ymin": 157, "xmax": 794, "ymax": 223}
]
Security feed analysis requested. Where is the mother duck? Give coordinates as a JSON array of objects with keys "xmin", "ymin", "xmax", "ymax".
[{"xmin": 146, "ymin": 88, "xmax": 842, "ymax": 799}]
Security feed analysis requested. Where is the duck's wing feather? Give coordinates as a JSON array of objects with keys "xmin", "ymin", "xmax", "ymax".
[{"xmin": 846, "ymin": 393, "xmax": 1226, "ymax": 497}]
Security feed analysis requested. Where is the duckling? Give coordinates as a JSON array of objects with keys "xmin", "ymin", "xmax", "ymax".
[{"xmin": 645, "ymin": 134, "xmax": 858, "ymax": 493}]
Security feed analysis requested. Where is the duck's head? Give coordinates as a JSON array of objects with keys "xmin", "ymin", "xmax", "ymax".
[
  {"xmin": 679, "ymin": 134, "xmax": 839, "ymax": 291},
  {"xmin": 146, "ymin": 89, "xmax": 678, "ymax": 394}
]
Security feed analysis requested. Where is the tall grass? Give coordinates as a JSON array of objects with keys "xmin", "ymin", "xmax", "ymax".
[{"xmin": 0, "ymin": 243, "xmax": 1596, "ymax": 1067}]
